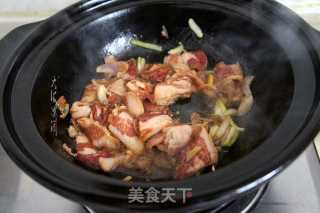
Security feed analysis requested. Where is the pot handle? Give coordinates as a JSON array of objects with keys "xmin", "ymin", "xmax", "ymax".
[{"xmin": 0, "ymin": 22, "xmax": 41, "ymax": 68}]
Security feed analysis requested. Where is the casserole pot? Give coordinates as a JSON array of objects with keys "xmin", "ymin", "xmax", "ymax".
[{"xmin": 1, "ymin": 0, "xmax": 320, "ymax": 212}]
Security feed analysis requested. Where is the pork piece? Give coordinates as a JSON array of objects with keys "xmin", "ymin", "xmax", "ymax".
[
  {"xmin": 175, "ymin": 127, "xmax": 218, "ymax": 179},
  {"xmin": 139, "ymin": 113, "xmax": 173, "ymax": 142},
  {"xmin": 153, "ymin": 152, "xmax": 176, "ymax": 169},
  {"xmin": 141, "ymin": 64, "xmax": 172, "ymax": 82},
  {"xmin": 164, "ymin": 50, "xmax": 208, "ymax": 71},
  {"xmin": 75, "ymin": 135, "xmax": 110, "ymax": 170},
  {"xmin": 146, "ymin": 125, "xmax": 193, "ymax": 155},
  {"xmin": 126, "ymin": 80, "xmax": 153, "ymax": 100},
  {"xmin": 238, "ymin": 76, "xmax": 254, "ymax": 116},
  {"xmin": 56, "ymin": 96, "xmax": 69, "ymax": 118},
  {"xmin": 213, "ymin": 62, "xmax": 245, "ymax": 105},
  {"xmin": 92, "ymin": 79, "xmax": 113, "ymax": 87},
  {"xmin": 154, "ymin": 76, "xmax": 193, "ymax": 106},
  {"xmin": 127, "ymin": 59, "xmax": 138, "ymax": 78},
  {"xmin": 90, "ymin": 103, "xmax": 109, "ymax": 125},
  {"xmin": 77, "ymin": 117, "xmax": 120, "ymax": 151},
  {"xmin": 62, "ymin": 143, "xmax": 76, "ymax": 157},
  {"xmin": 75, "ymin": 134, "xmax": 133, "ymax": 172},
  {"xmin": 108, "ymin": 111, "xmax": 144, "ymax": 154},
  {"xmin": 81, "ymin": 84, "xmax": 97, "ymax": 103},
  {"xmin": 76, "ymin": 134, "xmax": 90, "ymax": 144},
  {"xmin": 153, "ymin": 67, "xmax": 210, "ymax": 106},
  {"xmin": 68, "ymin": 125, "xmax": 78, "ymax": 138},
  {"xmin": 126, "ymin": 92, "xmax": 145, "ymax": 117},
  {"xmin": 146, "ymin": 132, "xmax": 166, "ymax": 150},
  {"xmin": 70, "ymin": 101, "xmax": 91, "ymax": 119},
  {"xmin": 107, "ymin": 93, "xmax": 123, "ymax": 107},
  {"xmin": 171, "ymin": 70, "xmax": 208, "ymax": 91},
  {"xmin": 108, "ymin": 79, "xmax": 127, "ymax": 97},
  {"xmin": 144, "ymin": 102, "xmax": 169, "ymax": 114},
  {"xmin": 129, "ymin": 155, "xmax": 154, "ymax": 172},
  {"xmin": 164, "ymin": 53, "xmax": 184, "ymax": 66},
  {"xmin": 99, "ymin": 153, "xmax": 132, "ymax": 172},
  {"xmin": 182, "ymin": 51, "xmax": 208, "ymax": 71},
  {"xmin": 163, "ymin": 125, "xmax": 193, "ymax": 156}
]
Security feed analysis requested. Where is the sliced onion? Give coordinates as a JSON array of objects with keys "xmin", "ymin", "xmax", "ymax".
[
  {"xmin": 96, "ymin": 64, "xmax": 118, "ymax": 79},
  {"xmin": 215, "ymin": 118, "xmax": 230, "ymax": 138},
  {"xmin": 108, "ymin": 79, "xmax": 126, "ymax": 96},
  {"xmin": 62, "ymin": 144, "xmax": 77, "ymax": 157},
  {"xmin": 226, "ymin": 109, "xmax": 238, "ymax": 116},
  {"xmin": 209, "ymin": 125, "xmax": 219, "ymax": 140},
  {"xmin": 126, "ymin": 92, "xmax": 145, "ymax": 117},
  {"xmin": 238, "ymin": 76, "xmax": 254, "ymax": 116},
  {"xmin": 243, "ymin": 76, "xmax": 254, "ymax": 96},
  {"xmin": 97, "ymin": 85, "xmax": 108, "ymax": 105},
  {"xmin": 229, "ymin": 117, "xmax": 245, "ymax": 132},
  {"xmin": 214, "ymin": 99, "xmax": 227, "ymax": 116}
]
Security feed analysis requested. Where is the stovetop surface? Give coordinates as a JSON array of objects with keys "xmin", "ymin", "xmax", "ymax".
[{"xmin": 1, "ymin": 144, "xmax": 320, "ymax": 213}]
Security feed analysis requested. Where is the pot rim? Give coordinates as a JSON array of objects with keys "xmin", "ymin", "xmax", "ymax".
[{"xmin": 1, "ymin": 0, "xmax": 320, "ymax": 207}]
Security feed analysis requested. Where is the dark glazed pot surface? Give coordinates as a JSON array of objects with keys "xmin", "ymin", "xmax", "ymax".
[{"xmin": 1, "ymin": 0, "xmax": 320, "ymax": 212}]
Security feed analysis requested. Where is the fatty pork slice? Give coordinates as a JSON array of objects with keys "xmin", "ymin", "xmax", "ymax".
[
  {"xmin": 75, "ymin": 135, "xmax": 110, "ymax": 170},
  {"xmin": 75, "ymin": 135, "xmax": 132, "ymax": 172},
  {"xmin": 164, "ymin": 50, "xmax": 208, "ymax": 72},
  {"xmin": 163, "ymin": 125, "xmax": 193, "ymax": 156},
  {"xmin": 80, "ymin": 83, "xmax": 97, "ymax": 103},
  {"xmin": 70, "ymin": 101, "xmax": 91, "ymax": 119},
  {"xmin": 126, "ymin": 79, "xmax": 153, "ymax": 100},
  {"xmin": 141, "ymin": 64, "xmax": 172, "ymax": 83},
  {"xmin": 90, "ymin": 103, "xmax": 109, "ymax": 125},
  {"xmin": 213, "ymin": 62, "xmax": 245, "ymax": 105},
  {"xmin": 108, "ymin": 111, "xmax": 144, "ymax": 155},
  {"xmin": 146, "ymin": 125, "xmax": 193, "ymax": 156},
  {"xmin": 77, "ymin": 117, "xmax": 120, "ymax": 151},
  {"xmin": 154, "ymin": 76, "xmax": 193, "ymax": 106},
  {"xmin": 175, "ymin": 126, "xmax": 218, "ymax": 180},
  {"xmin": 139, "ymin": 113, "xmax": 173, "ymax": 142},
  {"xmin": 99, "ymin": 153, "xmax": 132, "ymax": 172}
]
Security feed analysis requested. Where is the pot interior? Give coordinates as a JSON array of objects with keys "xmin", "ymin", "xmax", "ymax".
[{"xmin": 31, "ymin": 3, "xmax": 294, "ymax": 180}]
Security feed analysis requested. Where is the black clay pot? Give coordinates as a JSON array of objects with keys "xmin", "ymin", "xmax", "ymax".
[{"xmin": 1, "ymin": 0, "xmax": 320, "ymax": 212}]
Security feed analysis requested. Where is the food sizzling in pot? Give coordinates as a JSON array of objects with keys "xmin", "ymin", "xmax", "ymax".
[{"xmin": 59, "ymin": 49, "xmax": 254, "ymax": 180}]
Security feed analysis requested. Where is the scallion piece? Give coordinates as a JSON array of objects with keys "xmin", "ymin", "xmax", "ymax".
[
  {"xmin": 168, "ymin": 42, "xmax": 185, "ymax": 55},
  {"xmin": 130, "ymin": 39, "xmax": 163, "ymax": 52},
  {"xmin": 188, "ymin": 18, "xmax": 204, "ymax": 38},
  {"xmin": 137, "ymin": 57, "xmax": 146, "ymax": 73},
  {"xmin": 222, "ymin": 126, "xmax": 240, "ymax": 147}
]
